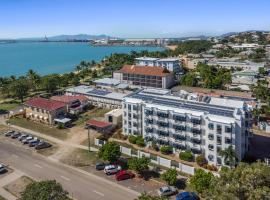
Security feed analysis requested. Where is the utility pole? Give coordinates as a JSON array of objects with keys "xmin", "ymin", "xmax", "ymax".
[{"xmin": 88, "ymin": 127, "xmax": 91, "ymax": 152}]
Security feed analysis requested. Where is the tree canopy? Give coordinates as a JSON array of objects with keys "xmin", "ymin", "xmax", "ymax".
[
  {"xmin": 20, "ymin": 180, "xmax": 70, "ymax": 200},
  {"xmin": 128, "ymin": 157, "xmax": 150, "ymax": 175},
  {"xmin": 161, "ymin": 168, "xmax": 178, "ymax": 186},
  {"xmin": 98, "ymin": 142, "xmax": 121, "ymax": 163}
]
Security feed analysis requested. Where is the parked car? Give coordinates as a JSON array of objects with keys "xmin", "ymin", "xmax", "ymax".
[
  {"xmin": 29, "ymin": 139, "xmax": 41, "ymax": 147},
  {"xmin": 35, "ymin": 142, "xmax": 52, "ymax": 150},
  {"xmin": 4, "ymin": 130, "xmax": 15, "ymax": 137},
  {"xmin": 95, "ymin": 161, "xmax": 106, "ymax": 170},
  {"xmin": 104, "ymin": 165, "xmax": 122, "ymax": 175},
  {"xmin": 22, "ymin": 136, "xmax": 35, "ymax": 144},
  {"xmin": 115, "ymin": 170, "xmax": 135, "ymax": 181},
  {"xmin": 157, "ymin": 186, "xmax": 178, "ymax": 197},
  {"xmin": 0, "ymin": 164, "xmax": 7, "ymax": 174},
  {"xmin": 11, "ymin": 132, "xmax": 21, "ymax": 139},
  {"xmin": 18, "ymin": 134, "xmax": 29, "ymax": 141},
  {"xmin": 176, "ymin": 192, "xmax": 200, "ymax": 200}
]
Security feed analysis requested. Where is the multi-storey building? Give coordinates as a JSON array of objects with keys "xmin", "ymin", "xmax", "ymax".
[
  {"xmin": 135, "ymin": 57, "xmax": 182, "ymax": 73},
  {"xmin": 113, "ymin": 65, "xmax": 175, "ymax": 89},
  {"xmin": 122, "ymin": 88, "xmax": 252, "ymax": 166}
]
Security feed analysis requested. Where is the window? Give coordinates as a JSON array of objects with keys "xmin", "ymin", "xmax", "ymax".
[
  {"xmin": 157, "ymin": 112, "xmax": 169, "ymax": 118},
  {"xmin": 225, "ymin": 137, "xmax": 232, "ymax": 144},
  {"xmin": 174, "ymin": 125, "xmax": 186, "ymax": 131},
  {"xmin": 208, "ymin": 144, "xmax": 214, "ymax": 151},
  {"xmin": 208, "ymin": 134, "xmax": 214, "ymax": 140},
  {"xmin": 208, "ymin": 154, "xmax": 214, "ymax": 161},
  {"xmin": 133, "ymin": 114, "xmax": 137, "ymax": 119},
  {"xmin": 225, "ymin": 126, "xmax": 231, "ymax": 133},
  {"xmin": 217, "ymin": 157, "xmax": 222, "ymax": 165},
  {"xmin": 208, "ymin": 123, "xmax": 214, "ymax": 130},
  {"xmin": 124, "ymin": 120, "xmax": 127, "ymax": 125},
  {"xmin": 217, "ymin": 136, "xmax": 222, "ymax": 145},
  {"xmin": 133, "ymin": 105, "xmax": 138, "ymax": 110},
  {"xmin": 217, "ymin": 124, "xmax": 222, "ymax": 134},
  {"xmin": 128, "ymin": 104, "xmax": 131, "ymax": 110},
  {"xmin": 191, "ymin": 118, "xmax": 201, "ymax": 125},
  {"xmin": 173, "ymin": 115, "xmax": 186, "ymax": 122}
]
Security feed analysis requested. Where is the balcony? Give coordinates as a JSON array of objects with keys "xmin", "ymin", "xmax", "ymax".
[
  {"xmin": 173, "ymin": 115, "xmax": 186, "ymax": 122},
  {"xmin": 157, "ymin": 112, "xmax": 169, "ymax": 119},
  {"xmin": 191, "ymin": 147, "xmax": 201, "ymax": 154},
  {"xmin": 173, "ymin": 125, "xmax": 186, "ymax": 132},
  {"xmin": 191, "ymin": 138, "xmax": 201, "ymax": 144},
  {"xmin": 173, "ymin": 134, "xmax": 186, "ymax": 141},
  {"xmin": 191, "ymin": 128, "xmax": 201, "ymax": 134},
  {"xmin": 190, "ymin": 118, "xmax": 201, "ymax": 125},
  {"xmin": 173, "ymin": 143, "xmax": 186, "ymax": 150},
  {"xmin": 208, "ymin": 134, "xmax": 214, "ymax": 140}
]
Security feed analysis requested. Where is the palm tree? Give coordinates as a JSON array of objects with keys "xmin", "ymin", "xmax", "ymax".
[
  {"xmin": 219, "ymin": 145, "xmax": 237, "ymax": 168},
  {"xmin": 27, "ymin": 69, "xmax": 40, "ymax": 91}
]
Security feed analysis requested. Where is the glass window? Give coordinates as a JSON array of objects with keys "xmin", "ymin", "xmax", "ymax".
[
  {"xmin": 208, "ymin": 123, "xmax": 214, "ymax": 130},
  {"xmin": 225, "ymin": 126, "xmax": 231, "ymax": 133}
]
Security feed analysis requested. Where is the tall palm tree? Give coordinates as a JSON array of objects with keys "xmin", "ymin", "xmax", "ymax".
[
  {"xmin": 27, "ymin": 69, "xmax": 40, "ymax": 91},
  {"xmin": 219, "ymin": 145, "xmax": 237, "ymax": 168}
]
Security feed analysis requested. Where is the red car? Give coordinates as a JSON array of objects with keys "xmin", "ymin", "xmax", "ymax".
[{"xmin": 115, "ymin": 170, "xmax": 135, "ymax": 181}]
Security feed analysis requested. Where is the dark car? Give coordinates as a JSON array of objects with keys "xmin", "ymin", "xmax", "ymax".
[
  {"xmin": 29, "ymin": 139, "xmax": 41, "ymax": 147},
  {"xmin": 35, "ymin": 142, "xmax": 52, "ymax": 150},
  {"xmin": 95, "ymin": 161, "xmax": 106, "ymax": 170},
  {"xmin": 176, "ymin": 192, "xmax": 200, "ymax": 200},
  {"xmin": 4, "ymin": 130, "xmax": 15, "ymax": 137},
  {"xmin": 115, "ymin": 170, "xmax": 135, "ymax": 181},
  {"xmin": 11, "ymin": 132, "xmax": 21, "ymax": 139},
  {"xmin": 0, "ymin": 164, "xmax": 7, "ymax": 174}
]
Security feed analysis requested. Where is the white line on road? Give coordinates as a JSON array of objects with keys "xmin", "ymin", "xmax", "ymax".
[
  {"xmin": 60, "ymin": 175, "xmax": 71, "ymax": 181},
  {"xmin": 34, "ymin": 164, "xmax": 42, "ymax": 169},
  {"xmin": 93, "ymin": 190, "xmax": 104, "ymax": 197}
]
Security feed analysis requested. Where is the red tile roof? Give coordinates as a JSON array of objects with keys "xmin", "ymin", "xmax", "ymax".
[
  {"xmin": 116, "ymin": 65, "xmax": 172, "ymax": 77},
  {"xmin": 86, "ymin": 119, "xmax": 112, "ymax": 128},
  {"xmin": 24, "ymin": 97, "xmax": 67, "ymax": 111},
  {"xmin": 50, "ymin": 95, "xmax": 88, "ymax": 103}
]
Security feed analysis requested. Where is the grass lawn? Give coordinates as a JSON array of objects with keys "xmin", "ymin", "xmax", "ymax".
[
  {"xmin": 8, "ymin": 117, "xmax": 69, "ymax": 140},
  {"xmin": 60, "ymin": 149, "xmax": 98, "ymax": 167},
  {"xmin": 0, "ymin": 102, "xmax": 20, "ymax": 111},
  {"xmin": 73, "ymin": 107, "xmax": 111, "ymax": 126}
]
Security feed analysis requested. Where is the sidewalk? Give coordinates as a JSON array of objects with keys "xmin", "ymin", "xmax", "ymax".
[
  {"xmin": 0, "ymin": 170, "xmax": 24, "ymax": 200},
  {"xmin": 10, "ymin": 124, "xmax": 98, "ymax": 152}
]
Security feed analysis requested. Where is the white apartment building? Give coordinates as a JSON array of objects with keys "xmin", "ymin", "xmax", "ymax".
[
  {"xmin": 135, "ymin": 57, "xmax": 182, "ymax": 73},
  {"xmin": 122, "ymin": 89, "xmax": 252, "ymax": 166}
]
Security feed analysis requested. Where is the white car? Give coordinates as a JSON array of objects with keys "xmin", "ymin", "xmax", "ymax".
[
  {"xmin": 0, "ymin": 164, "xmax": 7, "ymax": 174},
  {"xmin": 157, "ymin": 186, "xmax": 177, "ymax": 197},
  {"xmin": 104, "ymin": 165, "xmax": 121, "ymax": 175}
]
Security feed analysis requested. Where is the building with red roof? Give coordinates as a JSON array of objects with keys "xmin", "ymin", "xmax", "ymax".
[
  {"xmin": 86, "ymin": 119, "xmax": 113, "ymax": 133},
  {"xmin": 113, "ymin": 65, "xmax": 175, "ymax": 89},
  {"xmin": 50, "ymin": 95, "xmax": 89, "ymax": 115},
  {"xmin": 24, "ymin": 97, "xmax": 68, "ymax": 125}
]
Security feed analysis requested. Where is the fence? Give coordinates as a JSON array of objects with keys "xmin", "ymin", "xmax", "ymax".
[{"xmin": 95, "ymin": 138, "xmax": 195, "ymax": 175}]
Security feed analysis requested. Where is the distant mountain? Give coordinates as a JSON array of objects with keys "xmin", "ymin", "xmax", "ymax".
[{"xmin": 16, "ymin": 34, "xmax": 115, "ymax": 41}]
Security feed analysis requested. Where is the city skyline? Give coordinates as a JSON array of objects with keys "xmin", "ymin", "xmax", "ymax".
[{"xmin": 1, "ymin": 0, "xmax": 270, "ymax": 39}]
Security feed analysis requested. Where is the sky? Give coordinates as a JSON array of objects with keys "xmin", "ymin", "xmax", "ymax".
[{"xmin": 0, "ymin": 0, "xmax": 270, "ymax": 38}]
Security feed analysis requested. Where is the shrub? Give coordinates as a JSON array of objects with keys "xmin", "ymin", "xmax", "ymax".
[
  {"xmin": 179, "ymin": 150, "xmax": 194, "ymax": 162},
  {"xmin": 161, "ymin": 168, "xmax": 178, "ymax": 185},
  {"xmin": 196, "ymin": 155, "xmax": 207, "ymax": 166},
  {"xmin": 136, "ymin": 136, "xmax": 145, "ymax": 147},
  {"xmin": 57, "ymin": 123, "xmax": 65, "ymax": 129},
  {"xmin": 160, "ymin": 146, "xmax": 173, "ymax": 155},
  {"xmin": 128, "ymin": 157, "xmax": 150, "ymax": 175},
  {"xmin": 151, "ymin": 141, "xmax": 159, "ymax": 151},
  {"xmin": 128, "ymin": 135, "xmax": 137, "ymax": 144}
]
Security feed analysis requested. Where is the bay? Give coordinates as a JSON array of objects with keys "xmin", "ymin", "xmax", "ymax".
[{"xmin": 0, "ymin": 42, "xmax": 164, "ymax": 77}]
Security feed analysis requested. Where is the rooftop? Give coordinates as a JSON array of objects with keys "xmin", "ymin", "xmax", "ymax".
[
  {"xmin": 24, "ymin": 97, "xmax": 67, "ymax": 111},
  {"xmin": 66, "ymin": 85, "xmax": 128, "ymax": 100},
  {"xmin": 105, "ymin": 109, "xmax": 122, "ymax": 117},
  {"xmin": 93, "ymin": 78, "xmax": 120, "ymax": 86},
  {"xmin": 116, "ymin": 65, "xmax": 172, "ymax": 77},
  {"xmin": 86, "ymin": 119, "xmax": 112, "ymax": 128},
  {"xmin": 50, "ymin": 95, "xmax": 88, "ymax": 103},
  {"xmin": 135, "ymin": 57, "xmax": 159, "ymax": 61}
]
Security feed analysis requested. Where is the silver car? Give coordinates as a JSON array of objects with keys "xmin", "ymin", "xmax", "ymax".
[
  {"xmin": 157, "ymin": 186, "xmax": 177, "ymax": 197},
  {"xmin": 104, "ymin": 165, "xmax": 121, "ymax": 175}
]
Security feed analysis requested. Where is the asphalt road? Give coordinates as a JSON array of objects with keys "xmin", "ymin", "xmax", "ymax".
[{"xmin": 0, "ymin": 139, "xmax": 139, "ymax": 200}]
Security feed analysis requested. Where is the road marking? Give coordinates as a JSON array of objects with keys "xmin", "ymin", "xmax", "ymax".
[
  {"xmin": 60, "ymin": 175, "xmax": 70, "ymax": 181},
  {"xmin": 34, "ymin": 164, "xmax": 42, "ymax": 169},
  {"xmin": 93, "ymin": 190, "xmax": 104, "ymax": 197}
]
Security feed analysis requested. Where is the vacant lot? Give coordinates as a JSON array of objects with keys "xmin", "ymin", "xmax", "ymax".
[
  {"xmin": 60, "ymin": 148, "xmax": 98, "ymax": 167},
  {"xmin": 4, "ymin": 176, "xmax": 34, "ymax": 198},
  {"xmin": 8, "ymin": 117, "xmax": 69, "ymax": 140}
]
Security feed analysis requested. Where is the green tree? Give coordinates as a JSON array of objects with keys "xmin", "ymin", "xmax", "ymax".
[
  {"xmin": 207, "ymin": 162, "xmax": 270, "ymax": 200},
  {"xmin": 160, "ymin": 146, "xmax": 173, "ymax": 155},
  {"xmin": 136, "ymin": 192, "xmax": 168, "ymax": 200},
  {"xmin": 20, "ymin": 180, "xmax": 69, "ymax": 200},
  {"xmin": 9, "ymin": 77, "xmax": 30, "ymax": 102},
  {"xmin": 180, "ymin": 72, "xmax": 198, "ymax": 86},
  {"xmin": 188, "ymin": 169, "xmax": 214, "ymax": 194},
  {"xmin": 41, "ymin": 75, "xmax": 59, "ymax": 94},
  {"xmin": 27, "ymin": 69, "xmax": 41, "ymax": 91},
  {"xmin": 98, "ymin": 142, "xmax": 121, "ymax": 163},
  {"xmin": 161, "ymin": 168, "xmax": 178, "ymax": 186},
  {"xmin": 128, "ymin": 157, "xmax": 150, "ymax": 175},
  {"xmin": 219, "ymin": 145, "xmax": 237, "ymax": 168},
  {"xmin": 179, "ymin": 150, "xmax": 194, "ymax": 162},
  {"xmin": 195, "ymin": 155, "xmax": 208, "ymax": 167}
]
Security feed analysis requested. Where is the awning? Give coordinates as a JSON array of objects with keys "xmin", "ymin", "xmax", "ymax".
[{"xmin": 54, "ymin": 118, "xmax": 71, "ymax": 124}]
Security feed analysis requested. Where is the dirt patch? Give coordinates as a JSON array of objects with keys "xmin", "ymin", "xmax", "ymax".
[
  {"xmin": 60, "ymin": 149, "xmax": 98, "ymax": 167},
  {"xmin": 36, "ymin": 145, "xmax": 59, "ymax": 157},
  {"xmin": 4, "ymin": 176, "xmax": 34, "ymax": 198}
]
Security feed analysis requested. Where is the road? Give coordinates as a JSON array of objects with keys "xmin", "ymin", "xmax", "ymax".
[{"xmin": 0, "ymin": 139, "xmax": 139, "ymax": 200}]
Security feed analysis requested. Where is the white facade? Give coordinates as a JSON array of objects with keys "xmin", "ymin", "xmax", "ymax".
[
  {"xmin": 122, "ymin": 89, "xmax": 252, "ymax": 166},
  {"xmin": 135, "ymin": 57, "xmax": 182, "ymax": 73}
]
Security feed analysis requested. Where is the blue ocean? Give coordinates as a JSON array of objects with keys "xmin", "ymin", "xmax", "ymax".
[{"xmin": 0, "ymin": 42, "xmax": 163, "ymax": 77}]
